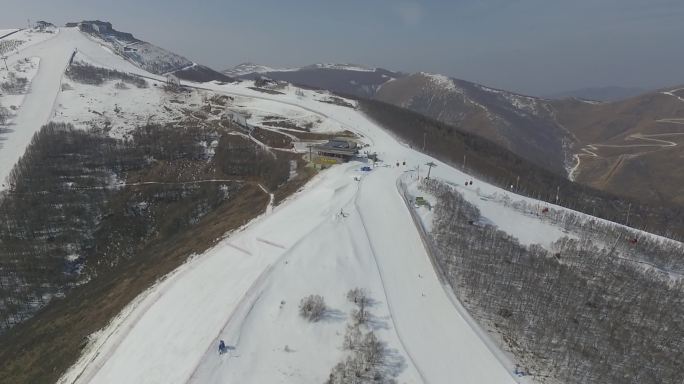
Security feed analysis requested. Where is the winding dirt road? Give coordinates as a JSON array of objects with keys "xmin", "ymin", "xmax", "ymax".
[{"xmin": 569, "ymin": 122, "xmax": 684, "ymax": 180}]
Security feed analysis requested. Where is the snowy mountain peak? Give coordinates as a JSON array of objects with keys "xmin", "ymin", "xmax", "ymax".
[
  {"xmin": 418, "ymin": 72, "xmax": 458, "ymax": 93},
  {"xmin": 223, "ymin": 62, "xmax": 379, "ymax": 77},
  {"xmin": 473, "ymin": 83, "xmax": 543, "ymax": 114},
  {"xmin": 303, "ymin": 63, "xmax": 376, "ymax": 72},
  {"xmin": 223, "ymin": 62, "xmax": 292, "ymax": 76}
]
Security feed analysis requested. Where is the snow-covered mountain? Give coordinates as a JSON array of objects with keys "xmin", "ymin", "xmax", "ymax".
[
  {"xmin": 223, "ymin": 62, "xmax": 377, "ymax": 77},
  {"xmin": 225, "ymin": 65, "xmax": 575, "ymax": 174},
  {"xmin": 374, "ymin": 72, "xmax": 575, "ymax": 174},
  {"xmin": 234, "ymin": 63, "xmax": 684, "ymax": 205},
  {"xmin": 222, "ymin": 62, "xmax": 293, "ymax": 77},
  {"xmin": 545, "ymin": 86, "xmax": 647, "ymax": 102},
  {"xmin": 1, "ymin": 20, "xmax": 682, "ymax": 384},
  {"xmin": 301, "ymin": 62, "xmax": 376, "ymax": 72},
  {"xmin": 77, "ymin": 20, "xmax": 192, "ymax": 74},
  {"xmin": 77, "ymin": 20, "xmax": 232, "ymax": 82},
  {"xmin": 224, "ymin": 62, "xmax": 404, "ymax": 98},
  {"xmin": 0, "ymin": 25, "xmax": 524, "ymax": 383}
]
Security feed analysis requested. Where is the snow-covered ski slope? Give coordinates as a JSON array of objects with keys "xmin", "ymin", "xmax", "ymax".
[
  {"xmin": 58, "ymin": 149, "xmax": 514, "ymax": 383},
  {"xmin": 0, "ymin": 27, "xmax": 166, "ymax": 190},
  {"xmin": 30, "ymin": 37, "xmax": 522, "ymax": 382},
  {"xmin": 53, "ymin": 76, "xmax": 550, "ymax": 383},
  {"xmin": 0, "ymin": 27, "xmax": 660, "ymax": 383}
]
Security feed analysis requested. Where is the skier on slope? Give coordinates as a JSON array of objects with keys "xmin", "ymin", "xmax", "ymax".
[{"xmin": 219, "ymin": 340, "xmax": 227, "ymax": 355}]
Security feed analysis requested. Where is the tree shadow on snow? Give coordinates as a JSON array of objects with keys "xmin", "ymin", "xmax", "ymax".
[
  {"xmin": 365, "ymin": 297, "xmax": 382, "ymax": 308},
  {"xmin": 320, "ymin": 308, "xmax": 347, "ymax": 323},
  {"xmin": 0, "ymin": 127, "xmax": 14, "ymax": 149},
  {"xmin": 378, "ymin": 345, "xmax": 408, "ymax": 380},
  {"xmin": 366, "ymin": 313, "xmax": 390, "ymax": 331}
]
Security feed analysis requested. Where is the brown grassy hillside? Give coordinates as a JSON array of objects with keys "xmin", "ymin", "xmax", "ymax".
[{"xmin": 552, "ymin": 88, "xmax": 684, "ymax": 205}]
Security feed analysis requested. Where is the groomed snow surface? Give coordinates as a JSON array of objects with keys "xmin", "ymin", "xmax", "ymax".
[{"xmin": 58, "ymin": 164, "xmax": 517, "ymax": 384}]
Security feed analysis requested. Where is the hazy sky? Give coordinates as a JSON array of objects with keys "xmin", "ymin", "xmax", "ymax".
[{"xmin": 2, "ymin": 0, "xmax": 684, "ymax": 95}]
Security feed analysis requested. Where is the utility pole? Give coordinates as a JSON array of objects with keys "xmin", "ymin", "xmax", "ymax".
[
  {"xmin": 555, "ymin": 185, "xmax": 560, "ymax": 203},
  {"xmin": 426, "ymin": 161, "xmax": 437, "ymax": 180},
  {"xmin": 625, "ymin": 203, "xmax": 632, "ymax": 227}
]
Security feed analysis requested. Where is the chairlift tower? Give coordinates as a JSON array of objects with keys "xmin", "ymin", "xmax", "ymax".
[
  {"xmin": 1, "ymin": 56, "xmax": 8, "ymax": 71},
  {"xmin": 425, "ymin": 161, "xmax": 437, "ymax": 180}
]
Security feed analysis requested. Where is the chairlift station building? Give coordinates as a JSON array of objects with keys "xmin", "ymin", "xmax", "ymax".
[{"xmin": 312, "ymin": 138, "xmax": 359, "ymax": 164}]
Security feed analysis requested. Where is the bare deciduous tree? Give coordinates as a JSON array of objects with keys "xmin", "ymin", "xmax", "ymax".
[
  {"xmin": 299, "ymin": 294, "xmax": 327, "ymax": 322},
  {"xmin": 347, "ymin": 288, "xmax": 369, "ymax": 325},
  {"xmin": 0, "ymin": 103, "xmax": 8, "ymax": 125}
]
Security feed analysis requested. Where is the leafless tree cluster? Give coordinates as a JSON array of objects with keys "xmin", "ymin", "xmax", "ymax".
[
  {"xmin": 327, "ymin": 289, "xmax": 396, "ymax": 384},
  {"xmin": 320, "ymin": 96, "xmax": 355, "ymax": 108},
  {"xmin": 421, "ymin": 179, "xmax": 684, "ymax": 384},
  {"xmin": 328, "ymin": 329, "xmax": 389, "ymax": 384},
  {"xmin": 0, "ymin": 102, "xmax": 9, "ymax": 125},
  {"xmin": 0, "ymin": 72, "xmax": 28, "ymax": 94},
  {"xmin": 0, "ymin": 40, "xmax": 22, "ymax": 56},
  {"xmin": 0, "ymin": 120, "xmax": 270, "ymax": 332},
  {"xmin": 131, "ymin": 123, "xmax": 219, "ymax": 162},
  {"xmin": 123, "ymin": 51, "xmax": 189, "ymax": 76},
  {"xmin": 0, "ymin": 123, "xmax": 121, "ymax": 330},
  {"xmin": 347, "ymin": 288, "xmax": 369, "ymax": 325},
  {"xmin": 66, "ymin": 62, "xmax": 147, "ymax": 88},
  {"xmin": 214, "ymin": 134, "xmax": 290, "ymax": 190},
  {"xmin": 299, "ymin": 294, "xmax": 327, "ymax": 322}
]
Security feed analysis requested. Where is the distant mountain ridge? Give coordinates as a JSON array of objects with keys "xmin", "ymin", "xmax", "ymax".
[
  {"xmin": 223, "ymin": 62, "xmax": 404, "ymax": 98},
  {"xmin": 224, "ymin": 62, "xmax": 684, "ymax": 205},
  {"xmin": 545, "ymin": 86, "xmax": 648, "ymax": 102},
  {"xmin": 229, "ymin": 63, "xmax": 573, "ymax": 174},
  {"xmin": 223, "ymin": 62, "xmax": 294, "ymax": 77},
  {"xmin": 375, "ymin": 72, "xmax": 575, "ymax": 174},
  {"xmin": 224, "ymin": 62, "xmax": 379, "ymax": 77}
]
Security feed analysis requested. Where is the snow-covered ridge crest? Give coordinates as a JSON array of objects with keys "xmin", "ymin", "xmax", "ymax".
[
  {"xmin": 303, "ymin": 63, "xmax": 376, "ymax": 72},
  {"xmin": 223, "ymin": 62, "xmax": 296, "ymax": 76},
  {"xmin": 224, "ymin": 62, "xmax": 377, "ymax": 76},
  {"xmin": 418, "ymin": 72, "xmax": 459, "ymax": 93},
  {"xmin": 476, "ymin": 83, "xmax": 538, "ymax": 101},
  {"xmin": 475, "ymin": 83, "xmax": 543, "ymax": 115}
]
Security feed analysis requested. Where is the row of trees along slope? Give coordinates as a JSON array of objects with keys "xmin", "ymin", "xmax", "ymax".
[
  {"xmin": 422, "ymin": 179, "xmax": 684, "ymax": 384},
  {"xmin": 358, "ymin": 98, "xmax": 684, "ymax": 241}
]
